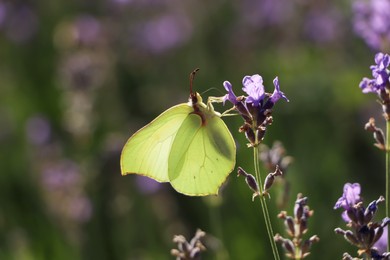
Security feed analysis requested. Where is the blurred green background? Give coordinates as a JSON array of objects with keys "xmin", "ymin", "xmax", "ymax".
[{"xmin": 0, "ymin": 0, "xmax": 388, "ymax": 259}]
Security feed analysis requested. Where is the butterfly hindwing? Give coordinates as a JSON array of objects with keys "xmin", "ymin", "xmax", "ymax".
[{"xmin": 168, "ymin": 113, "xmax": 236, "ymax": 195}]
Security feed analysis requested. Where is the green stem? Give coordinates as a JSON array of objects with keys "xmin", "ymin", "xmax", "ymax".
[
  {"xmin": 253, "ymin": 146, "xmax": 280, "ymax": 260},
  {"xmin": 386, "ymin": 120, "xmax": 390, "ymax": 252}
]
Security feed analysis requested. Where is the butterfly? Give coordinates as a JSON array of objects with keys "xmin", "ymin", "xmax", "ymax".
[{"xmin": 120, "ymin": 69, "xmax": 236, "ymax": 196}]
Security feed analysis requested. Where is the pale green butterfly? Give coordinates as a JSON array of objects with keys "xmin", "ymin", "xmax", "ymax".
[{"xmin": 120, "ymin": 69, "xmax": 236, "ymax": 196}]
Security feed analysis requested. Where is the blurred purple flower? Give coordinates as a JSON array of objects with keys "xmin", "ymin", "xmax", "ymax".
[
  {"xmin": 0, "ymin": 2, "xmax": 7, "ymax": 28},
  {"xmin": 68, "ymin": 196, "xmax": 93, "ymax": 223},
  {"xmin": 73, "ymin": 15, "xmax": 102, "ymax": 46},
  {"xmin": 360, "ymin": 52, "xmax": 390, "ymax": 94},
  {"xmin": 303, "ymin": 8, "xmax": 342, "ymax": 43},
  {"xmin": 42, "ymin": 161, "xmax": 80, "ymax": 190},
  {"xmin": 41, "ymin": 160, "xmax": 93, "ymax": 223},
  {"xmin": 110, "ymin": 0, "xmax": 133, "ymax": 6},
  {"xmin": 3, "ymin": 4, "xmax": 38, "ymax": 44},
  {"xmin": 135, "ymin": 176, "xmax": 161, "ymax": 194},
  {"xmin": 25, "ymin": 115, "xmax": 51, "ymax": 145},
  {"xmin": 353, "ymin": 0, "xmax": 390, "ymax": 50},
  {"xmin": 239, "ymin": 0, "xmax": 294, "ymax": 27},
  {"xmin": 334, "ymin": 183, "xmax": 361, "ymax": 222},
  {"xmin": 110, "ymin": 0, "xmax": 169, "ymax": 8},
  {"xmin": 135, "ymin": 14, "xmax": 192, "ymax": 53}
]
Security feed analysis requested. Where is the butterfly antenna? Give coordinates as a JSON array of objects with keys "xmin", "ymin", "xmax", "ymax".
[{"xmin": 189, "ymin": 68, "xmax": 200, "ymax": 96}]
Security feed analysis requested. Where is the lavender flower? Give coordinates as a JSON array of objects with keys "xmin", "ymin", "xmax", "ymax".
[
  {"xmin": 242, "ymin": 74, "xmax": 266, "ymax": 107},
  {"xmin": 372, "ymin": 52, "xmax": 390, "ymax": 87},
  {"xmin": 334, "ymin": 183, "xmax": 390, "ymax": 258},
  {"xmin": 334, "ymin": 183, "xmax": 361, "ymax": 222},
  {"xmin": 360, "ymin": 52, "xmax": 390, "ymax": 94},
  {"xmin": 223, "ymin": 74, "xmax": 288, "ymax": 147},
  {"xmin": 224, "ymin": 74, "xmax": 288, "ymax": 108},
  {"xmin": 275, "ymin": 194, "xmax": 319, "ymax": 259}
]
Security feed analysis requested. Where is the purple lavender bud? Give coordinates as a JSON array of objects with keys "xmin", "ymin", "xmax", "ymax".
[
  {"xmin": 301, "ymin": 236, "xmax": 319, "ymax": 255},
  {"xmin": 263, "ymin": 173, "xmax": 275, "ymax": 192},
  {"xmin": 374, "ymin": 129, "xmax": 386, "ymax": 149},
  {"xmin": 346, "ymin": 208, "xmax": 358, "ymax": 223},
  {"xmin": 256, "ymin": 126, "xmax": 266, "ymax": 144},
  {"xmin": 372, "ymin": 226, "xmax": 384, "ymax": 245},
  {"xmin": 294, "ymin": 196, "xmax": 308, "ymax": 222},
  {"xmin": 285, "ymin": 216, "xmax": 295, "ymax": 237},
  {"xmin": 245, "ymin": 128, "xmax": 256, "ymax": 146},
  {"xmin": 365, "ymin": 199, "xmax": 379, "ymax": 218},
  {"xmin": 237, "ymin": 167, "xmax": 259, "ymax": 194},
  {"xmin": 282, "ymin": 239, "xmax": 295, "ymax": 255},
  {"xmin": 245, "ymin": 174, "xmax": 259, "ymax": 193},
  {"xmin": 357, "ymin": 225, "xmax": 370, "ymax": 245},
  {"xmin": 365, "ymin": 118, "xmax": 377, "ymax": 132},
  {"xmin": 364, "ymin": 118, "xmax": 388, "ymax": 150},
  {"xmin": 344, "ymin": 230, "xmax": 359, "ymax": 246},
  {"xmin": 357, "ymin": 207, "xmax": 366, "ymax": 225},
  {"xmin": 299, "ymin": 217, "xmax": 308, "ymax": 236},
  {"xmin": 273, "ymin": 165, "xmax": 283, "ymax": 177},
  {"xmin": 363, "ymin": 227, "xmax": 376, "ymax": 248},
  {"xmin": 237, "ymin": 167, "xmax": 248, "ymax": 177},
  {"xmin": 381, "ymin": 217, "xmax": 390, "ymax": 227},
  {"xmin": 235, "ymin": 101, "xmax": 252, "ymax": 122},
  {"xmin": 334, "ymin": 227, "xmax": 346, "ymax": 235}
]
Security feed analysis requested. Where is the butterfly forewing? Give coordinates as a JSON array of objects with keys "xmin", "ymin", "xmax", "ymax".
[{"xmin": 120, "ymin": 104, "xmax": 192, "ymax": 182}]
